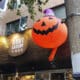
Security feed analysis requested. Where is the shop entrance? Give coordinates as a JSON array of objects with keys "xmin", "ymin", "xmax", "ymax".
[{"xmin": 0, "ymin": 69, "xmax": 73, "ymax": 80}]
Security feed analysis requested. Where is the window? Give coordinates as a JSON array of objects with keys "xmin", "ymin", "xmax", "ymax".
[
  {"xmin": 0, "ymin": 0, "xmax": 8, "ymax": 11},
  {"xmin": 6, "ymin": 16, "xmax": 28, "ymax": 36},
  {"xmin": 36, "ymin": 72, "xmax": 49, "ymax": 80},
  {"xmin": 51, "ymin": 4, "xmax": 66, "ymax": 19}
]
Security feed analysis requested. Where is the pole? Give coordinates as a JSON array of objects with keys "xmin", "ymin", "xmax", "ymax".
[{"xmin": 65, "ymin": 0, "xmax": 80, "ymax": 78}]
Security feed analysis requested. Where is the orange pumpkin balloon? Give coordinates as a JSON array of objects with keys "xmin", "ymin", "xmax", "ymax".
[{"xmin": 32, "ymin": 10, "xmax": 68, "ymax": 61}]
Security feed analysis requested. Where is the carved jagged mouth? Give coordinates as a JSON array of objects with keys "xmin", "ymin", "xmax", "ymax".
[{"xmin": 33, "ymin": 23, "xmax": 58, "ymax": 35}]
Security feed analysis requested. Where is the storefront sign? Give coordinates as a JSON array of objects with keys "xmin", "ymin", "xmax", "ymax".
[{"xmin": 8, "ymin": 33, "xmax": 28, "ymax": 57}]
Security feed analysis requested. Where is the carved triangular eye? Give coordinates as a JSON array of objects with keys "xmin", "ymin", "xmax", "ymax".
[{"xmin": 41, "ymin": 22, "xmax": 46, "ymax": 26}]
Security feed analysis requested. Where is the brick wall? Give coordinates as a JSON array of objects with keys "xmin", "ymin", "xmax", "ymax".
[{"xmin": 0, "ymin": 0, "xmax": 64, "ymax": 35}]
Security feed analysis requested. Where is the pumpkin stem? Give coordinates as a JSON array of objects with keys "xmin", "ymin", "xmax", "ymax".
[{"xmin": 48, "ymin": 48, "xmax": 57, "ymax": 62}]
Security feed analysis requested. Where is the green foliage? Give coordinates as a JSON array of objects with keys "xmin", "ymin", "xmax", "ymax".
[{"xmin": 8, "ymin": 0, "xmax": 49, "ymax": 20}]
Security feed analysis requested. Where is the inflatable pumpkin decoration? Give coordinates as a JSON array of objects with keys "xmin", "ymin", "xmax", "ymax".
[{"xmin": 32, "ymin": 9, "xmax": 68, "ymax": 61}]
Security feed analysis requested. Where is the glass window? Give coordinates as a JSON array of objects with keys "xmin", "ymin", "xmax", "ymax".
[
  {"xmin": 0, "ymin": 0, "xmax": 8, "ymax": 11},
  {"xmin": 51, "ymin": 73, "xmax": 64, "ymax": 80},
  {"xmin": 52, "ymin": 5, "xmax": 66, "ymax": 19},
  {"xmin": 35, "ymin": 72, "xmax": 49, "ymax": 80},
  {"xmin": 6, "ymin": 16, "xmax": 28, "ymax": 36}
]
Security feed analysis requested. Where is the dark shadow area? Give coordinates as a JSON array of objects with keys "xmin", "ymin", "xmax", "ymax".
[{"xmin": 0, "ymin": 37, "xmax": 72, "ymax": 74}]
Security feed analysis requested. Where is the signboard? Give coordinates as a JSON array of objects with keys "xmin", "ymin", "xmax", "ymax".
[{"xmin": 8, "ymin": 33, "xmax": 28, "ymax": 57}]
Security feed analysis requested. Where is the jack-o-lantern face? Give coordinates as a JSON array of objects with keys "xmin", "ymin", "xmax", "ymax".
[
  {"xmin": 32, "ymin": 16, "xmax": 68, "ymax": 48},
  {"xmin": 33, "ymin": 17, "xmax": 58, "ymax": 35}
]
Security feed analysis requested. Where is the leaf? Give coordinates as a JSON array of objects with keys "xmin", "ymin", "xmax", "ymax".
[
  {"xmin": 17, "ymin": 9, "xmax": 21, "ymax": 16},
  {"xmin": 8, "ymin": 0, "xmax": 49, "ymax": 20}
]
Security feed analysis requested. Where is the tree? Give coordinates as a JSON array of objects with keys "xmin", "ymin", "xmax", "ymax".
[{"xmin": 8, "ymin": 0, "xmax": 49, "ymax": 20}]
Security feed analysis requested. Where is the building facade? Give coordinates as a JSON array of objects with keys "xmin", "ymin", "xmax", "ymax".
[
  {"xmin": 0, "ymin": 0, "xmax": 64, "ymax": 36},
  {"xmin": 0, "ymin": 0, "xmax": 74, "ymax": 80}
]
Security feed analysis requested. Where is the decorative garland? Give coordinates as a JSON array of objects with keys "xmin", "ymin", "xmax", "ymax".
[{"xmin": 8, "ymin": 0, "xmax": 49, "ymax": 20}]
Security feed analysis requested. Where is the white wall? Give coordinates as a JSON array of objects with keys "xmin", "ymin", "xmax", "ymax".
[{"xmin": 0, "ymin": 0, "xmax": 64, "ymax": 35}]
